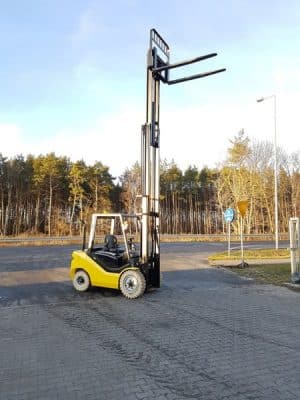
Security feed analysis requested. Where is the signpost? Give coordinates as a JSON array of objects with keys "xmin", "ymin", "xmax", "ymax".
[
  {"xmin": 224, "ymin": 208, "xmax": 234, "ymax": 256},
  {"xmin": 237, "ymin": 200, "xmax": 249, "ymax": 268}
]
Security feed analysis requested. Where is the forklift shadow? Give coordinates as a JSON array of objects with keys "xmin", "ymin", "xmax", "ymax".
[
  {"xmin": 160, "ymin": 267, "xmax": 254, "ymax": 290},
  {"xmin": 0, "ymin": 268, "xmax": 252, "ymax": 307},
  {"xmin": 0, "ymin": 279, "xmax": 122, "ymax": 307}
]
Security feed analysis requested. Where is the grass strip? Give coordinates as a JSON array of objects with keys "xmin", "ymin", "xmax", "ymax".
[{"xmin": 225, "ymin": 263, "xmax": 291, "ymax": 286}]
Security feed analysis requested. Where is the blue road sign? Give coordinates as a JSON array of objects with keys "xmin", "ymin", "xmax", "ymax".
[{"xmin": 224, "ymin": 208, "xmax": 235, "ymax": 223}]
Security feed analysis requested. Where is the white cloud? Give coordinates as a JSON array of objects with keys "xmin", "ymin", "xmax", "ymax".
[
  {"xmin": 71, "ymin": 3, "xmax": 106, "ymax": 48},
  {"xmin": 2, "ymin": 92, "xmax": 299, "ymax": 177},
  {"xmin": 71, "ymin": 10, "xmax": 96, "ymax": 46},
  {"xmin": 0, "ymin": 107, "xmax": 144, "ymax": 177},
  {"xmin": 0, "ymin": 123, "xmax": 30, "ymax": 156},
  {"xmin": 273, "ymin": 66, "xmax": 300, "ymax": 91},
  {"xmin": 32, "ymin": 105, "xmax": 144, "ymax": 177},
  {"xmin": 160, "ymin": 93, "xmax": 300, "ymax": 171},
  {"xmin": 251, "ymin": 92, "xmax": 300, "ymax": 155}
]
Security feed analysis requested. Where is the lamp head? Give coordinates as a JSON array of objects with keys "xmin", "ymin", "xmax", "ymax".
[{"xmin": 257, "ymin": 97, "xmax": 264, "ymax": 103}]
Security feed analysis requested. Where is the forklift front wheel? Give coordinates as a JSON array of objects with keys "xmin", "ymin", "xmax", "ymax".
[
  {"xmin": 73, "ymin": 270, "xmax": 90, "ymax": 292},
  {"xmin": 119, "ymin": 270, "xmax": 146, "ymax": 299}
]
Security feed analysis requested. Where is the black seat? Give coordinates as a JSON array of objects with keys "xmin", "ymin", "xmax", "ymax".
[
  {"xmin": 88, "ymin": 234, "xmax": 130, "ymax": 272},
  {"xmin": 103, "ymin": 234, "xmax": 118, "ymax": 252}
]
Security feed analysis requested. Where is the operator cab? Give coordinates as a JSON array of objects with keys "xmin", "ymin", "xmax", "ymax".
[{"xmin": 86, "ymin": 214, "xmax": 140, "ymax": 272}]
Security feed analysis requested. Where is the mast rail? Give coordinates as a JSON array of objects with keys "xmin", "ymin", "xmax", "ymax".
[{"xmin": 150, "ymin": 28, "xmax": 170, "ymax": 56}]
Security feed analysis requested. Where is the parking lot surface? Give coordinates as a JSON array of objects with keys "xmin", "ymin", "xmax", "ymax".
[{"xmin": 0, "ymin": 243, "xmax": 300, "ymax": 400}]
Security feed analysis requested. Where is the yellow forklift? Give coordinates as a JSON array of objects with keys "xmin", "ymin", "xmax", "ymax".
[
  {"xmin": 70, "ymin": 213, "xmax": 146, "ymax": 299},
  {"xmin": 70, "ymin": 29, "xmax": 225, "ymax": 298}
]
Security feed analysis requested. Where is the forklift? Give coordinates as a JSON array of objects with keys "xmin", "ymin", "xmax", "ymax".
[{"xmin": 70, "ymin": 29, "xmax": 225, "ymax": 298}]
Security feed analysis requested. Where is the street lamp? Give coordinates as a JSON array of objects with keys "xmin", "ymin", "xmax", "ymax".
[{"xmin": 257, "ymin": 95, "xmax": 279, "ymax": 250}]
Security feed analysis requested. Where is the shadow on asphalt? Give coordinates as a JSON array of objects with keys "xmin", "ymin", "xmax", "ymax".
[{"xmin": 0, "ymin": 268, "xmax": 253, "ymax": 307}]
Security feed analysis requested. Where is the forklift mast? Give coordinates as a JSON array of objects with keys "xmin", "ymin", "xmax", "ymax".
[{"xmin": 141, "ymin": 29, "xmax": 225, "ymax": 287}]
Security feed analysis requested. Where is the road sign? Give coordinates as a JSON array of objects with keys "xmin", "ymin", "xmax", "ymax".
[
  {"xmin": 237, "ymin": 200, "xmax": 249, "ymax": 217},
  {"xmin": 224, "ymin": 208, "xmax": 234, "ymax": 223}
]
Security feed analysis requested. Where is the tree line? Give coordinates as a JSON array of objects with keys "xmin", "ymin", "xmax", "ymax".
[
  {"xmin": 0, "ymin": 131, "xmax": 299, "ymax": 236},
  {"xmin": 0, "ymin": 153, "xmax": 118, "ymax": 236}
]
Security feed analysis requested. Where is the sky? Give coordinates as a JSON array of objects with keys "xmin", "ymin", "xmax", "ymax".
[{"xmin": 1, "ymin": 0, "xmax": 300, "ymax": 177}]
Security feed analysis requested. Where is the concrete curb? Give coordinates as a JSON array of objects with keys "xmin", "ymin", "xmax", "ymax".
[
  {"xmin": 282, "ymin": 282, "xmax": 300, "ymax": 291},
  {"xmin": 208, "ymin": 258, "xmax": 290, "ymax": 267}
]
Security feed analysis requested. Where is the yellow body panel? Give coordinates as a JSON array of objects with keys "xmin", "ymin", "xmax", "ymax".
[{"xmin": 70, "ymin": 250, "xmax": 138, "ymax": 290}]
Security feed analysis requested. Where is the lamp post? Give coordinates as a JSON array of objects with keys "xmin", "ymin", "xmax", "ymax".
[{"xmin": 257, "ymin": 95, "xmax": 279, "ymax": 250}]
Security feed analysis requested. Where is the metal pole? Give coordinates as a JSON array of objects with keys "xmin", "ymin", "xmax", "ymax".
[
  {"xmin": 240, "ymin": 217, "xmax": 244, "ymax": 264},
  {"xmin": 273, "ymin": 96, "xmax": 279, "ymax": 250},
  {"xmin": 227, "ymin": 221, "xmax": 231, "ymax": 257},
  {"xmin": 257, "ymin": 95, "xmax": 279, "ymax": 250}
]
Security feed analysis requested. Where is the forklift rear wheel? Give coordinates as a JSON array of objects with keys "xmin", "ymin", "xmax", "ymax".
[
  {"xmin": 73, "ymin": 270, "xmax": 90, "ymax": 292},
  {"xmin": 120, "ymin": 270, "xmax": 146, "ymax": 299}
]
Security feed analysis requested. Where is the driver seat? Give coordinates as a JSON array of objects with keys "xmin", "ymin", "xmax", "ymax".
[{"xmin": 103, "ymin": 234, "xmax": 118, "ymax": 252}]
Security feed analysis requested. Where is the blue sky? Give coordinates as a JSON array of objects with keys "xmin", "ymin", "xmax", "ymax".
[{"xmin": 1, "ymin": 0, "xmax": 300, "ymax": 176}]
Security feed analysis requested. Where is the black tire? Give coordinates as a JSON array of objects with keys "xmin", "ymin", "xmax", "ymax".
[
  {"xmin": 73, "ymin": 270, "xmax": 90, "ymax": 292},
  {"xmin": 119, "ymin": 270, "xmax": 146, "ymax": 299}
]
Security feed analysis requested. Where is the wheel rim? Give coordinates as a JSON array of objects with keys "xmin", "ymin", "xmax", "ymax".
[
  {"xmin": 123, "ymin": 275, "xmax": 138, "ymax": 293},
  {"xmin": 76, "ymin": 276, "xmax": 85, "ymax": 286}
]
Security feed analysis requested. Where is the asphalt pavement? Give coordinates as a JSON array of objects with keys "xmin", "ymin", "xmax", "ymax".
[{"xmin": 0, "ymin": 242, "xmax": 299, "ymax": 400}]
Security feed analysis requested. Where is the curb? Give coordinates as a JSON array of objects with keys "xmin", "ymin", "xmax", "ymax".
[
  {"xmin": 208, "ymin": 258, "xmax": 290, "ymax": 267},
  {"xmin": 282, "ymin": 282, "xmax": 300, "ymax": 291}
]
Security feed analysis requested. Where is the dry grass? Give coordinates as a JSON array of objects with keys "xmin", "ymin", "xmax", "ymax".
[{"xmin": 225, "ymin": 263, "xmax": 291, "ymax": 286}]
